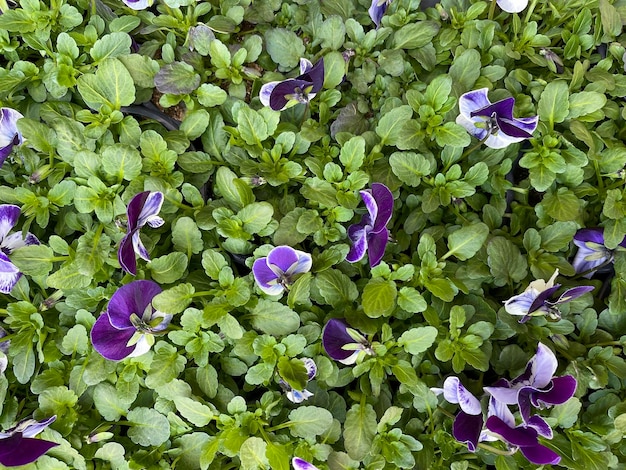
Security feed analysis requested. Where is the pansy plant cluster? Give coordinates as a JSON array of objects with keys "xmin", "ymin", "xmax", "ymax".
[{"xmin": 1, "ymin": 0, "xmax": 626, "ymax": 467}]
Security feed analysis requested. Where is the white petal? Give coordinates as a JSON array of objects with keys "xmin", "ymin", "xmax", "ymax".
[
  {"xmin": 259, "ymin": 82, "xmax": 279, "ymax": 107},
  {"xmin": 503, "ymin": 290, "xmax": 536, "ymax": 316},
  {"xmin": 497, "ymin": 0, "xmax": 528, "ymax": 13}
]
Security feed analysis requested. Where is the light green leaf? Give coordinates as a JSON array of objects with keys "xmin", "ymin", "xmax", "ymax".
[
  {"xmin": 152, "ymin": 283, "xmax": 195, "ymax": 314},
  {"xmin": 102, "ymin": 144, "xmax": 142, "ymax": 182},
  {"xmin": 127, "ymin": 408, "xmax": 170, "ymax": 446},
  {"xmin": 444, "ymin": 223, "xmax": 489, "ymax": 261},
  {"xmin": 250, "ymin": 299, "xmax": 300, "ymax": 336},
  {"xmin": 240, "ymin": 437, "xmax": 270, "ymax": 470},
  {"xmin": 393, "ymin": 21, "xmax": 440, "ymax": 49},
  {"xmin": 315, "ymin": 268, "xmax": 359, "ymax": 308},
  {"xmin": 567, "ymin": 91, "xmax": 607, "ymax": 119},
  {"xmin": 288, "ymin": 406, "xmax": 334, "ymax": 438},
  {"xmin": 397, "ymin": 326, "xmax": 438, "ymax": 355},
  {"xmin": 10, "ymin": 245, "xmax": 54, "ymax": 276},
  {"xmin": 389, "ymin": 152, "xmax": 431, "ymax": 187},
  {"xmin": 90, "ymin": 32, "xmax": 131, "ymax": 63},
  {"xmin": 148, "ymin": 252, "xmax": 189, "ymax": 284},
  {"xmin": 376, "ymin": 105, "xmax": 413, "ymax": 145},
  {"xmin": 173, "ymin": 217, "xmax": 204, "ymax": 255},
  {"xmin": 173, "ymin": 397, "xmax": 214, "ymax": 427},
  {"xmin": 238, "ymin": 202, "xmax": 274, "ymax": 234},
  {"xmin": 77, "ymin": 58, "xmax": 135, "ymax": 111},
  {"xmin": 538, "ymin": 81, "xmax": 569, "ymax": 127},
  {"xmin": 344, "ymin": 404, "xmax": 377, "ymax": 460},
  {"xmin": 265, "ymin": 29, "xmax": 305, "ymax": 68},
  {"xmin": 362, "ymin": 278, "xmax": 397, "ymax": 318}
]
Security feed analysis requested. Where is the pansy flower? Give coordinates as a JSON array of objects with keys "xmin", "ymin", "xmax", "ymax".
[
  {"xmin": 496, "ymin": 0, "xmax": 528, "ymax": 13},
  {"xmin": 322, "ymin": 318, "xmax": 374, "ymax": 365},
  {"xmin": 122, "ymin": 0, "xmax": 153, "ymax": 10},
  {"xmin": 0, "ymin": 108, "xmax": 23, "ymax": 167},
  {"xmin": 292, "ymin": 458, "xmax": 320, "ymax": 470},
  {"xmin": 346, "ymin": 183, "xmax": 394, "ymax": 267},
  {"xmin": 572, "ymin": 228, "xmax": 626, "ymax": 278},
  {"xmin": 91, "ymin": 280, "xmax": 172, "ymax": 361},
  {"xmin": 260, "ymin": 58, "xmax": 325, "ymax": 111},
  {"xmin": 252, "ymin": 246, "xmax": 312, "ymax": 296},
  {"xmin": 279, "ymin": 358, "xmax": 317, "ymax": 403},
  {"xmin": 504, "ymin": 269, "xmax": 594, "ymax": 323},
  {"xmin": 118, "ymin": 191, "xmax": 164, "ymax": 275},
  {"xmin": 456, "ymin": 88, "xmax": 538, "ymax": 149},
  {"xmin": 0, "ymin": 416, "xmax": 58, "ymax": 467},
  {"xmin": 369, "ymin": 0, "xmax": 392, "ymax": 27},
  {"xmin": 0, "ymin": 204, "xmax": 40, "ymax": 294}
]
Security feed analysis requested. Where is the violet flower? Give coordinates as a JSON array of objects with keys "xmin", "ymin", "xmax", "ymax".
[
  {"xmin": 456, "ymin": 88, "xmax": 538, "ymax": 149},
  {"xmin": 252, "ymin": 246, "xmax": 312, "ymax": 296},
  {"xmin": 504, "ymin": 269, "xmax": 594, "ymax": 323},
  {"xmin": 0, "ymin": 204, "xmax": 40, "ymax": 294},
  {"xmin": 292, "ymin": 458, "xmax": 320, "ymax": 470},
  {"xmin": 259, "ymin": 58, "xmax": 325, "ymax": 111},
  {"xmin": 346, "ymin": 183, "xmax": 394, "ymax": 267},
  {"xmin": 118, "ymin": 191, "xmax": 164, "ymax": 275},
  {"xmin": 369, "ymin": 0, "xmax": 392, "ymax": 28},
  {"xmin": 322, "ymin": 318, "xmax": 374, "ymax": 365},
  {"xmin": 279, "ymin": 358, "xmax": 316, "ymax": 403},
  {"xmin": 484, "ymin": 343, "xmax": 577, "ymax": 430},
  {"xmin": 572, "ymin": 228, "xmax": 626, "ymax": 278},
  {"xmin": 122, "ymin": 0, "xmax": 153, "ymax": 10},
  {"xmin": 0, "ymin": 416, "xmax": 58, "ymax": 467},
  {"xmin": 496, "ymin": 0, "xmax": 528, "ymax": 13},
  {"xmin": 0, "ymin": 108, "xmax": 23, "ymax": 167},
  {"xmin": 91, "ymin": 280, "xmax": 172, "ymax": 361}
]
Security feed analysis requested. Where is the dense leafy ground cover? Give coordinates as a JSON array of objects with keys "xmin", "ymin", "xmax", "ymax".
[{"xmin": 1, "ymin": 0, "xmax": 626, "ymax": 468}]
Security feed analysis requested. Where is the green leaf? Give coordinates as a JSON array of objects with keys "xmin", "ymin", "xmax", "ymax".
[
  {"xmin": 444, "ymin": 223, "xmax": 489, "ymax": 261},
  {"xmin": 319, "ymin": 15, "xmax": 346, "ymax": 50},
  {"xmin": 46, "ymin": 263, "xmax": 92, "ymax": 289},
  {"xmin": 102, "ymin": 144, "xmax": 142, "ymax": 182},
  {"xmin": 173, "ymin": 397, "xmax": 214, "ymax": 427},
  {"xmin": 77, "ymin": 58, "xmax": 136, "ymax": 111},
  {"xmin": 567, "ymin": 91, "xmax": 607, "ymax": 119},
  {"xmin": 154, "ymin": 61, "xmax": 201, "ymax": 95},
  {"xmin": 487, "ymin": 237, "xmax": 528, "ymax": 287},
  {"xmin": 265, "ymin": 29, "xmax": 305, "ymax": 68},
  {"xmin": 215, "ymin": 166, "xmax": 254, "ymax": 211},
  {"xmin": 250, "ymin": 299, "xmax": 300, "ymax": 336},
  {"xmin": 288, "ymin": 406, "xmax": 334, "ymax": 438},
  {"xmin": 339, "ymin": 136, "xmax": 366, "ymax": 172},
  {"xmin": 127, "ymin": 408, "xmax": 170, "ymax": 446},
  {"xmin": 599, "ymin": 0, "xmax": 622, "ymax": 37},
  {"xmin": 148, "ymin": 252, "xmax": 189, "ymax": 284},
  {"xmin": 10, "ymin": 245, "xmax": 54, "ymax": 276},
  {"xmin": 449, "ymin": 49, "xmax": 481, "ymax": 95},
  {"xmin": 277, "ymin": 356, "xmax": 308, "ymax": 391},
  {"xmin": 0, "ymin": 9, "xmax": 36, "ymax": 32},
  {"xmin": 202, "ymin": 249, "xmax": 228, "ymax": 280},
  {"xmin": 146, "ymin": 342, "xmax": 187, "ymax": 389},
  {"xmin": 237, "ymin": 106, "xmax": 269, "ymax": 146},
  {"xmin": 434, "ymin": 122, "xmax": 471, "ymax": 148},
  {"xmin": 173, "ymin": 217, "xmax": 204, "ymax": 255},
  {"xmin": 397, "ymin": 287, "xmax": 427, "ymax": 313},
  {"xmin": 152, "ymin": 283, "xmax": 195, "ymax": 314},
  {"xmin": 240, "ymin": 437, "xmax": 270, "ymax": 470},
  {"xmin": 60, "ymin": 324, "xmax": 89, "ymax": 356},
  {"xmin": 238, "ymin": 202, "xmax": 274, "ymax": 234},
  {"xmin": 344, "ymin": 404, "xmax": 377, "ymax": 460},
  {"xmin": 180, "ymin": 109, "xmax": 211, "ymax": 140},
  {"xmin": 397, "ymin": 326, "xmax": 438, "ymax": 354},
  {"xmin": 389, "ymin": 152, "xmax": 431, "ymax": 187},
  {"xmin": 424, "ymin": 75, "xmax": 452, "ymax": 111},
  {"xmin": 196, "ymin": 83, "xmax": 228, "ymax": 107},
  {"xmin": 393, "ymin": 21, "xmax": 440, "ymax": 49},
  {"xmin": 362, "ymin": 278, "xmax": 397, "ymax": 318},
  {"xmin": 315, "ymin": 268, "xmax": 359, "ymax": 307},
  {"xmin": 542, "ymin": 188, "xmax": 581, "ymax": 221},
  {"xmin": 539, "ymin": 221, "xmax": 577, "ymax": 251},
  {"xmin": 90, "ymin": 32, "xmax": 132, "ymax": 63},
  {"xmin": 538, "ymin": 81, "xmax": 569, "ymax": 127},
  {"xmin": 93, "ymin": 383, "xmax": 133, "ymax": 421},
  {"xmin": 376, "ymin": 106, "xmax": 413, "ymax": 145}
]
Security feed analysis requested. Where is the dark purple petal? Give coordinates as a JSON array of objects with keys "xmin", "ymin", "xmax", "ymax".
[
  {"xmin": 494, "ymin": 116, "xmax": 536, "ymax": 139},
  {"xmin": 471, "ymin": 97, "xmax": 515, "ymax": 120},
  {"xmin": 552, "ymin": 285, "xmax": 594, "ymax": 304},
  {"xmin": 368, "ymin": 0, "xmax": 389, "ymax": 27},
  {"xmin": 485, "ymin": 415, "xmax": 539, "ymax": 447},
  {"xmin": 573, "ymin": 228, "xmax": 605, "ymax": 246},
  {"xmin": 346, "ymin": 225, "xmax": 368, "ymax": 263},
  {"xmin": 366, "ymin": 228, "xmax": 389, "ymax": 267},
  {"xmin": 299, "ymin": 58, "xmax": 314, "ymax": 74},
  {"xmin": 299, "ymin": 58, "xmax": 324, "ymax": 93},
  {"xmin": 370, "ymin": 183, "xmax": 394, "ymax": 232},
  {"xmin": 266, "ymin": 246, "xmax": 299, "ymax": 274},
  {"xmin": 118, "ymin": 233, "xmax": 138, "ymax": 275},
  {"xmin": 453, "ymin": 411, "xmax": 483, "ymax": 452},
  {"xmin": 458, "ymin": 89, "xmax": 492, "ymax": 119},
  {"xmin": 0, "ymin": 253, "xmax": 21, "ymax": 294},
  {"xmin": 126, "ymin": 192, "xmax": 151, "ymax": 232},
  {"xmin": 0, "ymin": 205, "xmax": 20, "ymax": 242},
  {"xmin": 322, "ymin": 318, "xmax": 358, "ymax": 362},
  {"xmin": 292, "ymin": 458, "xmax": 320, "ymax": 470},
  {"xmin": 269, "ymin": 79, "xmax": 313, "ymax": 111},
  {"xmin": 0, "ymin": 434, "xmax": 59, "ymax": 467},
  {"xmin": 519, "ymin": 443, "xmax": 561, "ymax": 465},
  {"xmin": 107, "ymin": 280, "xmax": 162, "ymax": 329},
  {"xmin": 526, "ymin": 415, "xmax": 553, "ymax": 438},
  {"xmin": 90, "ymin": 313, "xmax": 137, "ymax": 361},
  {"xmin": 530, "ymin": 375, "xmax": 577, "ymax": 407},
  {"xmin": 528, "ymin": 285, "xmax": 560, "ymax": 314},
  {"xmin": 252, "ymin": 257, "xmax": 283, "ymax": 295}
]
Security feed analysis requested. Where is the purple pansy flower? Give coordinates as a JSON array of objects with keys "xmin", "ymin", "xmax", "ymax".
[
  {"xmin": 456, "ymin": 88, "xmax": 538, "ymax": 149},
  {"xmin": 0, "ymin": 416, "xmax": 58, "ymax": 467},
  {"xmin": 292, "ymin": 457, "xmax": 320, "ymax": 470},
  {"xmin": 118, "ymin": 191, "xmax": 164, "ymax": 275},
  {"xmin": 496, "ymin": 0, "xmax": 528, "ymax": 13},
  {"xmin": 346, "ymin": 183, "xmax": 394, "ymax": 267},
  {"xmin": 259, "ymin": 58, "xmax": 325, "ymax": 111},
  {"xmin": 504, "ymin": 269, "xmax": 594, "ymax": 323},
  {"xmin": 572, "ymin": 228, "xmax": 626, "ymax": 278},
  {"xmin": 91, "ymin": 280, "xmax": 172, "ymax": 361},
  {"xmin": 279, "ymin": 358, "xmax": 317, "ymax": 403},
  {"xmin": 0, "ymin": 108, "xmax": 23, "ymax": 167},
  {"xmin": 369, "ymin": 0, "xmax": 392, "ymax": 27},
  {"xmin": 122, "ymin": 0, "xmax": 153, "ymax": 10},
  {"xmin": 322, "ymin": 318, "xmax": 374, "ymax": 365},
  {"xmin": 252, "ymin": 246, "xmax": 312, "ymax": 296},
  {"xmin": 0, "ymin": 204, "xmax": 40, "ymax": 294}
]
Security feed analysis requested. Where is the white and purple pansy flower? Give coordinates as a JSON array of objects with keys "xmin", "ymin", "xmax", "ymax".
[
  {"xmin": 279, "ymin": 358, "xmax": 317, "ymax": 403},
  {"xmin": 0, "ymin": 108, "xmax": 23, "ymax": 167},
  {"xmin": 503, "ymin": 269, "xmax": 594, "ymax": 323},
  {"xmin": 496, "ymin": 0, "xmax": 529, "ymax": 13},
  {"xmin": 122, "ymin": 0, "xmax": 153, "ymax": 10},
  {"xmin": 322, "ymin": 318, "xmax": 374, "ymax": 365},
  {"xmin": 456, "ymin": 88, "xmax": 538, "ymax": 149},
  {"xmin": 252, "ymin": 246, "xmax": 312, "ymax": 296},
  {"xmin": 572, "ymin": 228, "xmax": 626, "ymax": 278},
  {"xmin": 292, "ymin": 457, "xmax": 320, "ymax": 470},
  {"xmin": 0, "ymin": 204, "xmax": 40, "ymax": 294},
  {"xmin": 346, "ymin": 183, "xmax": 394, "ymax": 267},
  {"xmin": 91, "ymin": 280, "xmax": 172, "ymax": 361},
  {"xmin": 0, "ymin": 415, "xmax": 58, "ymax": 467},
  {"xmin": 259, "ymin": 58, "xmax": 325, "ymax": 111},
  {"xmin": 118, "ymin": 191, "xmax": 164, "ymax": 275},
  {"xmin": 369, "ymin": 0, "xmax": 392, "ymax": 28}
]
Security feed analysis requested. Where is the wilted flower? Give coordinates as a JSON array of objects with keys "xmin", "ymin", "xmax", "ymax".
[
  {"xmin": 346, "ymin": 183, "xmax": 394, "ymax": 267},
  {"xmin": 504, "ymin": 269, "xmax": 594, "ymax": 323},
  {"xmin": 322, "ymin": 318, "xmax": 373, "ymax": 365},
  {"xmin": 0, "ymin": 108, "xmax": 23, "ymax": 167},
  {"xmin": 118, "ymin": 191, "xmax": 164, "ymax": 275},
  {"xmin": 0, "ymin": 416, "xmax": 58, "ymax": 467},
  {"xmin": 0, "ymin": 204, "xmax": 40, "ymax": 294},
  {"xmin": 279, "ymin": 358, "xmax": 317, "ymax": 403},
  {"xmin": 496, "ymin": 0, "xmax": 528, "ymax": 13},
  {"xmin": 122, "ymin": 0, "xmax": 153, "ymax": 10},
  {"xmin": 572, "ymin": 228, "xmax": 626, "ymax": 278},
  {"xmin": 369, "ymin": 0, "xmax": 392, "ymax": 27},
  {"xmin": 292, "ymin": 458, "xmax": 320, "ymax": 470},
  {"xmin": 91, "ymin": 280, "xmax": 172, "ymax": 361},
  {"xmin": 252, "ymin": 246, "xmax": 312, "ymax": 296},
  {"xmin": 456, "ymin": 88, "xmax": 538, "ymax": 149},
  {"xmin": 259, "ymin": 58, "xmax": 325, "ymax": 111}
]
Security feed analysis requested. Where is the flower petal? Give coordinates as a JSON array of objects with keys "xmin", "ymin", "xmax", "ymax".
[
  {"xmin": 123, "ymin": 0, "xmax": 153, "ymax": 10},
  {"xmin": 367, "ymin": 228, "xmax": 389, "ymax": 267},
  {"xmin": 302, "ymin": 358, "xmax": 317, "ymax": 380},
  {"xmin": 1, "ymin": 232, "xmax": 40, "ymax": 254},
  {"xmin": 0, "ymin": 434, "xmax": 59, "ymax": 467},
  {"xmin": 441, "ymin": 377, "xmax": 482, "ymax": 415},
  {"xmin": 368, "ymin": 0, "xmax": 389, "ymax": 27},
  {"xmin": 299, "ymin": 58, "xmax": 325, "ymax": 94},
  {"xmin": 288, "ymin": 250, "xmax": 313, "ymax": 276},
  {"xmin": 252, "ymin": 257, "xmax": 284, "ymax": 295},
  {"xmin": 552, "ymin": 285, "xmax": 594, "ymax": 304},
  {"xmin": 346, "ymin": 225, "xmax": 368, "ymax": 263},
  {"xmin": 526, "ymin": 343, "xmax": 558, "ymax": 389},
  {"xmin": 483, "ymin": 384, "xmax": 519, "ymax": 405},
  {"xmin": 322, "ymin": 318, "xmax": 360, "ymax": 362},
  {"xmin": 527, "ymin": 284, "xmax": 560, "ymax": 314},
  {"xmin": 20, "ymin": 416, "xmax": 56, "ymax": 438},
  {"xmin": 458, "ymin": 89, "xmax": 492, "ymax": 118},
  {"xmin": 90, "ymin": 313, "xmax": 137, "ymax": 361},
  {"xmin": 360, "ymin": 189, "xmax": 379, "ymax": 225},
  {"xmin": 0, "ymin": 204, "xmax": 20, "ymax": 242},
  {"xmin": 485, "ymin": 415, "xmax": 539, "ymax": 447},
  {"xmin": 503, "ymin": 290, "xmax": 536, "ymax": 316},
  {"xmin": 107, "ymin": 280, "xmax": 162, "ymax": 329},
  {"xmin": 496, "ymin": 115, "xmax": 538, "ymax": 138},
  {"xmin": 471, "ymin": 97, "xmax": 516, "ymax": 120},
  {"xmin": 136, "ymin": 191, "xmax": 164, "ymax": 229},
  {"xmin": 531, "ymin": 375, "xmax": 577, "ymax": 407},
  {"xmin": 132, "ymin": 231, "xmax": 151, "ymax": 262},
  {"xmin": 292, "ymin": 457, "xmax": 320, "ymax": 470},
  {"xmin": 496, "ymin": 0, "xmax": 529, "ymax": 13},
  {"xmin": 118, "ymin": 233, "xmax": 138, "ymax": 275},
  {"xmin": 370, "ymin": 183, "xmax": 394, "ymax": 232},
  {"xmin": 456, "ymin": 113, "xmax": 489, "ymax": 142},
  {"xmin": 286, "ymin": 388, "xmax": 313, "ymax": 403},
  {"xmin": 259, "ymin": 82, "xmax": 280, "ymax": 107},
  {"xmin": 269, "ymin": 79, "xmax": 314, "ymax": 111},
  {"xmin": 519, "ymin": 442, "xmax": 561, "ymax": 465},
  {"xmin": 0, "ymin": 253, "xmax": 21, "ymax": 294},
  {"xmin": 267, "ymin": 246, "xmax": 300, "ymax": 274},
  {"xmin": 299, "ymin": 58, "xmax": 314, "ymax": 75},
  {"xmin": 453, "ymin": 411, "xmax": 483, "ymax": 452},
  {"xmin": 526, "ymin": 414, "xmax": 553, "ymax": 438},
  {"xmin": 573, "ymin": 228, "xmax": 605, "ymax": 246}
]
